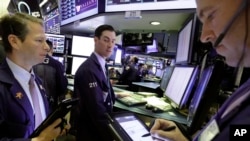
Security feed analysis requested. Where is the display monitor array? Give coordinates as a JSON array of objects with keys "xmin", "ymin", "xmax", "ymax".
[
  {"xmin": 46, "ymin": 33, "xmax": 65, "ymax": 54},
  {"xmin": 105, "ymin": 0, "xmax": 196, "ymax": 12},
  {"xmin": 71, "ymin": 56, "xmax": 87, "ymax": 75},
  {"xmin": 71, "ymin": 35, "xmax": 94, "ymax": 57},
  {"xmin": 164, "ymin": 65, "xmax": 198, "ymax": 109},
  {"xmin": 60, "ymin": 0, "xmax": 98, "ymax": 25}
]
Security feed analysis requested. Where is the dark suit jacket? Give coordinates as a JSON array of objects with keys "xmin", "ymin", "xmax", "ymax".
[
  {"xmin": 73, "ymin": 53, "xmax": 115, "ymax": 141},
  {"xmin": 0, "ymin": 59, "xmax": 50, "ymax": 141},
  {"xmin": 33, "ymin": 55, "xmax": 68, "ymax": 110},
  {"xmin": 194, "ymin": 78, "xmax": 250, "ymax": 141}
]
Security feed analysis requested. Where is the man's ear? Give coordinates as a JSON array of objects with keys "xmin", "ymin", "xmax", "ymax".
[{"xmin": 8, "ymin": 34, "xmax": 20, "ymax": 50}]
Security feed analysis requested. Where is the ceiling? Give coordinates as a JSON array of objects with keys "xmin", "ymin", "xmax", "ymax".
[{"xmin": 60, "ymin": 9, "xmax": 196, "ymax": 36}]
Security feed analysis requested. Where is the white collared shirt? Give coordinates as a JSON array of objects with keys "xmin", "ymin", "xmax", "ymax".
[
  {"xmin": 6, "ymin": 58, "xmax": 46, "ymax": 121},
  {"xmin": 93, "ymin": 52, "xmax": 109, "ymax": 101}
]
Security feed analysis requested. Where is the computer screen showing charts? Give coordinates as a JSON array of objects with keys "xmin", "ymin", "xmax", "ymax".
[
  {"xmin": 164, "ymin": 65, "xmax": 198, "ymax": 109},
  {"xmin": 45, "ymin": 33, "xmax": 65, "ymax": 54},
  {"xmin": 71, "ymin": 56, "xmax": 87, "ymax": 75}
]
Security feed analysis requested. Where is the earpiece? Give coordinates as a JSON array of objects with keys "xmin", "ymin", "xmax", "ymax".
[{"xmin": 214, "ymin": 0, "xmax": 248, "ymax": 48}]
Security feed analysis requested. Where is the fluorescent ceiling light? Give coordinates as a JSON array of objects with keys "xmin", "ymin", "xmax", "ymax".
[
  {"xmin": 150, "ymin": 21, "xmax": 160, "ymax": 25},
  {"xmin": 39, "ymin": 0, "xmax": 48, "ymax": 7}
]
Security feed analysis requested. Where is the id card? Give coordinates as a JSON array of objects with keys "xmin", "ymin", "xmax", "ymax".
[{"xmin": 198, "ymin": 119, "xmax": 220, "ymax": 141}]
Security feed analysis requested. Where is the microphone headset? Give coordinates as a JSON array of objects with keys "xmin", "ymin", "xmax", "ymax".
[{"xmin": 213, "ymin": 0, "xmax": 248, "ymax": 48}]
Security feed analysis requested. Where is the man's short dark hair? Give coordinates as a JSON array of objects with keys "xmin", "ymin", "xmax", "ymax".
[
  {"xmin": 46, "ymin": 40, "xmax": 53, "ymax": 50},
  {"xmin": 133, "ymin": 57, "xmax": 139, "ymax": 64},
  {"xmin": 94, "ymin": 24, "xmax": 115, "ymax": 38}
]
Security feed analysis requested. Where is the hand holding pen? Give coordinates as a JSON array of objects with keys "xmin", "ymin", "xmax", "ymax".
[
  {"xmin": 142, "ymin": 126, "xmax": 176, "ymax": 137},
  {"xmin": 149, "ymin": 119, "xmax": 189, "ymax": 141}
]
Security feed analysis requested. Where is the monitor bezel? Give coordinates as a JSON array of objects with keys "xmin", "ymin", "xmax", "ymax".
[
  {"xmin": 71, "ymin": 35, "xmax": 95, "ymax": 57},
  {"xmin": 175, "ymin": 14, "xmax": 198, "ymax": 65},
  {"xmin": 45, "ymin": 33, "xmax": 66, "ymax": 55},
  {"xmin": 164, "ymin": 65, "xmax": 197, "ymax": 109},
  {"xmin": 159, "ymin": 66, "xmax": 174, "ymax": 92}
]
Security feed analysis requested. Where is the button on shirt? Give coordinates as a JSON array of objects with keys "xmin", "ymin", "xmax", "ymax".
[{"xmin": 6, "ymin": 58, "xmax": 46, "ymax": 121}]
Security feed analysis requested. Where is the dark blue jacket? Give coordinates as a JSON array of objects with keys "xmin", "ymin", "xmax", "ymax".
[
  {"xmin": 33, "ymin": 55, "xmax": 68, "ymax": 110},
  {"xmin": 119, "ymin": 64, "xmax": 140, "ymax": 85},
  {"xmin": 73, "ymin": 53, "xmax": 115, "ymax": 141},
  {"xmin": 194, "ymin": 78, "xmax": 250, "ymax": 141},
  {"xmin": 0, "ymin": 59, "xmax": 50, "ymax": 141}
]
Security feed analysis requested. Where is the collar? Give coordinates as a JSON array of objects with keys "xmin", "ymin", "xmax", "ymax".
[
  {"xmin": 94, "ymin": 52, "xmax": 106, "ymax": 68},
  {"xmin": 6, "ymin": 58, "xmax": 33, "ymax": 84}
]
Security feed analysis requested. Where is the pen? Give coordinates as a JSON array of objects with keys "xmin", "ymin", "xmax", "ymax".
[{"xmin": 141, "ymin": 126, "xmax": 176, "ymax": 137}]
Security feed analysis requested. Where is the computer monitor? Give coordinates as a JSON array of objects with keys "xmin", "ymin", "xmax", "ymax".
[
  {"xmin": 44, "ymin": 8, "xmax": 60, "ymax": 34},
  {"xmin": 115, "ymin": 48, "xmax": 122, "ymax": 65},
  {"xmin": 71, "ymin": 56, "xmax": 87, "ymax": 75},
  {"xmin": 187, "ymin": 60, "xmax": 225, "ymax": 134},
  {"xmin": 159, "ymin": 66, "xmax": 174, "ymax": 92},
  {"xmin": 164, "ymin": 65, "xmax": 198, "ymax": 109},
  {"xmin": 155, "ymin": 69, "xmax": 163, "ymax": 78},
  {"xmin": 45, "ymin": 33, "xmax": 65, "ymax": 54},
  {"xmin": 175, "ymin": 14, "xmax": 198, "ymax": 65},
  {"xmin": 71, "ymin": 35, "xmax": 94, "ymax": 57}
]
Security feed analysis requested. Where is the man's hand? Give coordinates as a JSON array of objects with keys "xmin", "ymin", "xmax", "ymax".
[{"xmin": 31, "ymin": 118, "xmax": 71, "ymax": 141}]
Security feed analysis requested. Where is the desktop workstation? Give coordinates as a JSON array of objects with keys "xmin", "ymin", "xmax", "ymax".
[
  {"xmin": 113, "ymin": 65, "xmax": 197, "ymax": 117},
  {"xmin": 112, "ymin": 60, "xmax": 225, "ymax": 134}
]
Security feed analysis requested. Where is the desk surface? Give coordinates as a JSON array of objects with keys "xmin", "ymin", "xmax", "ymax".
[
  {"xmin": 143, "ymin": 78, "xmax": 161, "ymax": 83},
  {"xmin": 114, "ymin": 101, "xmax": 188, "ymax": 125},
  {"xmin": 113, "ymin": 86, "xmax": 187, "ymax": 124},
  {"xmin": 132, "ymin": 82, "xmax": 160, "ymax": 89}
]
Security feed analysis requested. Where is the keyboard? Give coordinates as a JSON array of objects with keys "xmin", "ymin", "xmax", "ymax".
[
  {"xmin": 116, "ymin": 93, "xmax": 147, "ymax": 106},
  {"xmin": 146, "ymin": 97, "xmax": 171, "ymax": 111}
]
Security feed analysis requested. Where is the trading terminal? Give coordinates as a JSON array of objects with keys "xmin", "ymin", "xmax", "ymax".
[{"xmin": 0, "ymin": 0, "xmax": 249, "ymax": 140}]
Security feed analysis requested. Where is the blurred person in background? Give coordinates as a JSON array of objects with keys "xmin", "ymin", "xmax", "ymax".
[{"xmin": 33, "ymin": 40, "xmax": 68, "ymax": 110}]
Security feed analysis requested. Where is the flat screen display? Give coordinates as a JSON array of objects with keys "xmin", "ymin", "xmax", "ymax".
[
  {"xmin": 175, "ymin": 19, "xmax": 193, "ymax": 64},
  {"xmin": 60, "ymin": 0, "xmax": 98, "ymax": 25},
  {"xmin": 44, "ymin": 8, "xmax": 60, "ymax": 34},
  {"xmin": 45, "ymin": 33, "xmax": 65, "ymax": 54},
  {"xmin": 146, "ymin": 39, "xmax": 158, "ymax": 54},
  {"xmin": 159, "ymin": 66, "xmax": 174, "ymax": 91},
  {"xmin": 155, "ymin": 69, "xmax": 163, "ymax": 78},
  {"xmin": 122, "ymin": 33, "xmax": 154, "ymax": 46},
  {"xmin": 164, "ymin": 66, "xmax": 197, "ymax": 109},
  {"xmin": 71, "ymin": 56, "xmax": 87, "ymax": 75},
  {"xmin": 115, "ymin": 48, "xmax": 122, "ymax": 65},
  {"xmin": 71, "ymin": 35, "xmax": 95, "ymax": 57},
  {"xmin": 105, "ymin": 0, "xmax": 196, "ymax": 12}
]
